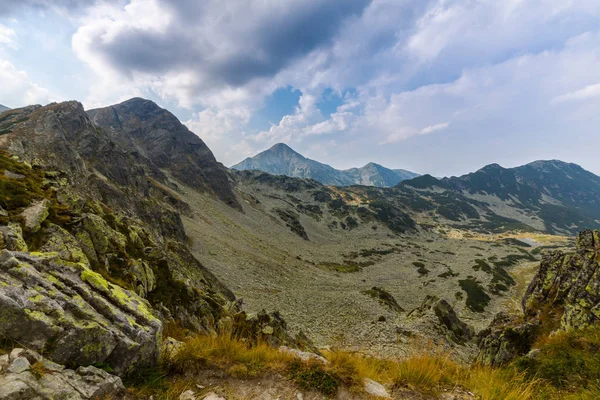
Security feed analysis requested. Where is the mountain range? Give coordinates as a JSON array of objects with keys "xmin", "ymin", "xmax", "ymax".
[
  {"xmin": 0, "ymin": 104, "xmax": 9, "ymax": 114},
  {"xmin": 232, "ymin": 142, "xmax": 419, "ymax": 187},
  {"xmin": 400, "ymin": 160, "xmax": 600, "ymax": 234}
]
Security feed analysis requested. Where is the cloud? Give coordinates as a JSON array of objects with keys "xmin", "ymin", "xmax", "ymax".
[
  {"xmin": 0, "ymin": 24, "xmax": 17, "ymax": 48},
  {"xmin": 420, "ymin": 122, "xmax": 450, "ymax": 135},
  {"xmin": 73, "ymin": 0, "xmax": 370, "ymax": 108},
  {"xmin": 552, "ymin": 83, "xmax": 600, "ymax": 104},
  {"xmin": 6, "ymin": 0, "xmax": 600, "ymax": 174},
  {"xmin": 0, "ymin": 59, "xmax": 54, "ymax": 106}
]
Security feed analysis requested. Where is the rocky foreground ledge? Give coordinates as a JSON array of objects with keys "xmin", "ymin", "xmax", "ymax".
[{"xmin": 477, "ymin": 229, "xmax": 600, "ymax": 366}]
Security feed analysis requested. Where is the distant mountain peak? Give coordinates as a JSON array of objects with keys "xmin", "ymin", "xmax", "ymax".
[
  {"xmin": 269, "ymin": 142, "xmax": 295, "ymax": 151},
  {"xmin": 232, "ymin": 145, "xmax": 419, "ymax": 187},
  {"xmin": 478, "ymin": 163, "xmax": 504, "ymax": 172}
]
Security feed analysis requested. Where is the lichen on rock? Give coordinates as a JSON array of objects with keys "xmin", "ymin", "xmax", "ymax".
[
  {"xmin": 0, "ymin": 249, "xmax": 162, "ymax": 376},
  {"xmin": 478, "ymin": 230, "xmax": 600, "ymax": 366}
]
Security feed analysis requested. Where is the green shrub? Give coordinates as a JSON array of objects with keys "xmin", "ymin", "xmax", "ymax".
[{"xmin": 287, "ymin": 359, "xmax": 339, "ymax": 396}]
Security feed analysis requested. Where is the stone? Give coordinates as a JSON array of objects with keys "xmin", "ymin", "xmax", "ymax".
[
  {"xmin": 476, "ymin": 313, "xmax": 537, "ymax": 367},
  {"xmin": 0, "ymin": 349, "xmax": 124, "ymax": 399},
  {"xmin": 278, "ymin": 346, "xmax": 327, "ymax": 364},
  {"xmin": 7, "ymin": 357, "xmax": 30, "ymax": 374},
  {"xmin": 0, "ymin": 250, "xmax": 162, "ymax": 376},
  {"xmin": 363, "ymin": 378, "xmax": 391, "ymax": 398},
  {"xmin": 0, "ymin": 354, "xmax": 9, "ymax": 373},
  {"xmin": 433, "ymin": 299, "xmax": 474, "ymax": 344},
  {"xmin": 162, "ymin": 337, "xmax": 185, "ymax": 362},
  {"xmin": 203, "ymin": 392, "xmax": 226, "ymax": 400},
  {"xmin": 0, "ymin": 223, "xmax": 28, "ymax": 252},
  {"xmin": 179, "ymin": 389, "xmax": 198, "ymax": 400},
  {"xmin": 39, "ymin": 223, "xmax": 89, "ymax": 265},
  {"xmin": 4, "ymin": 170, "xmax": 25, "ymax": 180},
  {"xmin": 20, "ymin": 199, "xmax": 50, "ymax": 233}
]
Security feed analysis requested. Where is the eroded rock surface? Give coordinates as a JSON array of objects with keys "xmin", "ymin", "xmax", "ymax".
[
  {"xmin": 0, "ymin": 348, "xmax": 124, "ymax": 400},
  {"xmin": 478, "ymin": 230, "xmax": 600, "ymax": 365},
  {"xmin": 0, "ymin": 250, "xmax": 161, "ymax": 376}
]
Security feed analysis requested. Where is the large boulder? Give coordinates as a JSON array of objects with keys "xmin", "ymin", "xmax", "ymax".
[
  {"xmin": 20, "ymin": 199, "xmax": 50, "ymax": 233},
  {"xmin": 408, "ymin": 295, "xmax": 473, "ymax": 345},
  {"xmin": 433, "ymin": 299, "xmax": 474, "ymax": 345},
  {"xmin": 0, "ymin": 250, "xmax": 162, "ymax": 376},
  {"xmin": 476, "ymin": 313, "xmax": 537, "ymax": 367},
  {"xmin": 0, "ymin": 223, "xmax": 28, "ymax": 252},
  {"xmin": 0, "ymin": 348, "xmax": 124, "ymax": 399}
]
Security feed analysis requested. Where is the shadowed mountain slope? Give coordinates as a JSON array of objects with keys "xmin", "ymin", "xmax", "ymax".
[{"xmin": 88, "ymin": 98, "xmax": 240, "ymax": 209}]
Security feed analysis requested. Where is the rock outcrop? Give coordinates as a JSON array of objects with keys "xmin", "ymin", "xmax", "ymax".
[
  {"xmin": 522, "ymin": 229, "xmax": 600, "ymax": 329},
  {"xmin": 477, "ymin": 230, "xmax": 600, "ymax": 365},
  {"xmin": 407, "ymin": 295, "xmax": 473, "ymax": 345},
  {"xmin": 0, "ymin": 250, "xmax": 162, "ymax": 376},
  {"xmin": 0, "ymin": 348, "xmax": 124, "ymax": 399},
  {"xmin": 87, "ymin": 98, "xmax": 241, "ymax": 210},
  {"xmin": 476, "ymin": 313, "xmax": 537, "ymax": 367}
]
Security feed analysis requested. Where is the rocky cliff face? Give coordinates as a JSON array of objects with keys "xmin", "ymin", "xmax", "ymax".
[
  {"xmin": 87, "ymin": 98, "xmax": 240, "ymax": 209},
  {"xmin": 477, "ymin": 230, "xmax": 600, "ymax": 366}
]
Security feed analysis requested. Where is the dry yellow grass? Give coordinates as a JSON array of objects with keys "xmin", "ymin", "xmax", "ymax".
[
  {"xmin": 127, "ymin": 331, "xmax": 570, "ymax": 399},
  {"xmin": 171, "ymin": 333, "xmax": 294, "ymax": 378},
  {"xmin": 463, "ymin": 367, "xmax": 544, "ymax": 400}
]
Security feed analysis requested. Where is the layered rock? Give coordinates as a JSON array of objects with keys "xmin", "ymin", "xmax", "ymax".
[
  {"xmin": 407, "ymin": 295, "xmax": 474, "ymax": 345},
  {"xmin": 476, "ymin": 313, "xmax": 537, "ymax": 366},
  {"xmin": 0, "ymin": 250, "xmax": 162, "ymax": 376},
  {"xmin": 0, "ymin": 348, "xmax": 123, "ymax": 399},
  {"xmin": 477, "ymin": 230, "xmax": 600, "ymax": 365},
  {"xmin": 522, "ymin": 229, "xmax": 600, "ymax": 329},
  {"xmin": 0, "ymin": 104, "xmax": 235, "ymax": 333}
]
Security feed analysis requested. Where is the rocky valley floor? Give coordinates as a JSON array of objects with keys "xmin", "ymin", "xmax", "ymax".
[{"xmin": 178, "ymin": 176, "xmax": 572, "ymax": 358}]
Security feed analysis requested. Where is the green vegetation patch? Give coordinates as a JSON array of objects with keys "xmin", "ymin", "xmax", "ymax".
[
  {"xmin": 361, "ymin": 286, "xmax": 404, "ymax": 312},
  {"xmin": 413, "ymin": 261, "xmax": 430, "ymax": 276},
  {"xmin": 459, "ymin": 277, "xmax": 491, "ymax": 312},
  {"xmin": 287, "ymin": 359, "xmax": 339, "ymax": 396},
  {"xmin": 318, "ymin": 260, "xmax": 374, "ymax": 273},
  {"xmin": 514, "ymin": 328, "xmax": 600, "ymax": 390},
  {"xmin": 274, "ymin": 208, "xmax": 309, "ymax": 240}
]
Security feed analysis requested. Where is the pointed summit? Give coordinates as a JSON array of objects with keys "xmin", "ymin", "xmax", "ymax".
[{"xmin": 232, "ymin": 144, "xmax": 419, "ymax": 187}]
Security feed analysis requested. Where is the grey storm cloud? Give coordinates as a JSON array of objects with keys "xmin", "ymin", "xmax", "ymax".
[{"xmin": 91, "ymin": 0, "xmax": 371, "ymax": 88}]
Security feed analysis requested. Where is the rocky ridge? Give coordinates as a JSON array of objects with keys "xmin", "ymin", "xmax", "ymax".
[
  {"xmin": 477, "ymin": 230, "xmax": 600, "ymax": 366},
  {"xmin": 232, "ymin": 143, "xmax": 419, "ymax": 187},
  {"xmin": 88, "ymin": 98, "xmax": 241, "ymax": 209}
]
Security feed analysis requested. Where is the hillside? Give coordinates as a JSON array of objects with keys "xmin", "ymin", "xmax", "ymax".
[
  {"xmin": 232, "ymin": 143, "xmax": 419, "ymax": 187},
  {"xmin": 0, "ymin": 104, "xmax": 9, "ymax": 114},
  {"xmin": 401, "ymin": 160, "xmax": 600, "ymax": 234},
  {"xmin": 1, "ymin": 98, "xmax": 599, "ymax": 399}
]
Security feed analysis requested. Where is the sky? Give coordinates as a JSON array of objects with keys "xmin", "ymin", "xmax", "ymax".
[{"xmin": 1, "ymin": 0, "xmax": 600, "ymax": 177}]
